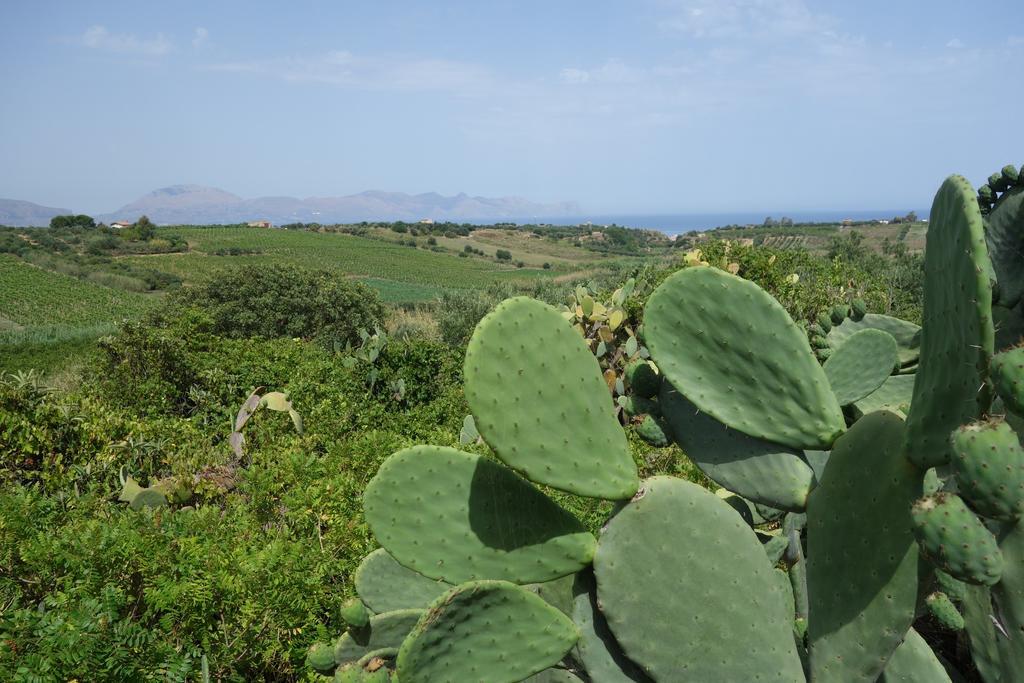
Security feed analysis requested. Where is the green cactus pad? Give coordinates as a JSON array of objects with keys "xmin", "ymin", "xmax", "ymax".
[
  {"xmin": 364, "ymin": 446, "xmax": 596, "ymax": 584},
  {"xmin": 634, "ymin": 414, "xmax": 668, "ymax": 447},
  {"xmin": 333, "ymin": 609, "xmax": 423, "ymax": 665},
  {"xmin": 878, "ymin": 628, "xmax": 952, "ymax": 683},
  {"xmin": 987, "ymin": 519, "xmax": 1024, "ymax": 679},
  {"xmin": 645, "ymin": 267, "xmax": 845, "ymax": 449},
  {"xmin": 763, "ymin": 534, "xmax": 790, "ymax": 565},
  {"xmin": 823, "ymin": 328, "xmax": 899, "ymax": 405},
  {"xmin": 951, "ymin": 419, "xmax": 1024, "ymax": 521},
  {"xmin": 962, "ymin": 584, "xmax": 1004, "ymax": 683},
  {"xmin": 660, "ymin": 384, "xmax": 814, "ymax": 511},
  {"xmin": 827, "ymin": 313, "xmax": 921, "ymax": 367},
  {"xmin": 307, "ymin": 642, "xmax": 337, "ymax": 674},
  {"xmin": 395, "ymin": 580, "xmax": 578, "ymax": 683},
  {"xmin": 625, "ymin": 360, "xmax": 660, "ymax": 399},
  {"xmin": 807, "ymin": 411, "xmax": 922, "ymax": 683},
  {"xmin": 593, "ymin": 476, "xmax": 803, "ymax": 681},
  {"xmin": 934, "ymin": 570, "xmax": 967, "ymax": 602},
  {"xmin": 911, "ymin": 493, "xmax": 1003, "ymax": 586},
  {"xmin": 354, "ymin": 549, "xmax": 451, "ymax": 613},
  {"xmin": 905, "ymin": 175, "xmax": 995, "ymax": 468},
  {"xmin": 926, "ymin": 592, "xmax": 964, "ymax": 630},
  {"xmin": 817, "ymin": 313, "xmax": 833, "ymax": 333},
  {"xmin": 851, "ymin": 298, "xmax": 867, "ymax": 320},
  {"xmin": 340, "ymin": 598, "xmax": 370, "ymax": 629},
  {"xmin": 117, "ymin": 474, "xmax": 143, "ymax": 503},
  {"xmin": 525, "ymin": 573, "xmax": 576, "ymax": 618},
  {"xmin": 570, "ymin": 571, "xmax": 650, "ymax": 682},
  {"xmin": 851, "ymin": 374, "xmax": 915, "ymax": 418},
  {"xmin": 621, "ymin": 395, "xmax": 658, "ymax": 418},
  {"xmin": 464, "ymin": 297, "xmax": 638, "ymax": 499},
  {"xmin": 985, "ymin": 188, "xmax": 1024, "ymax": 307},
  {"xmin": 830, "ymin": 304, "xmax": 848, "ymax": 325},
  {"xmin": 991, "ymin": 346, "xmax": 1024, "ymax": 416}
]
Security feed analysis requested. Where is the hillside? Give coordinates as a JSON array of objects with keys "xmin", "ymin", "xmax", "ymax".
[
  {"xmin": 97, "ymin": 185, "xmax": 581, "ymax": 225},
  {"xmin": 0, "ymin": 198, "xmax": 72, "ymax": 227}
]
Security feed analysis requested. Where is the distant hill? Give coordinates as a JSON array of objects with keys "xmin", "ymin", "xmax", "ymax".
[
  {"xmin": 97, "ymin": 185, "xmax": 581, "ymax": 225},
  {"xmin": 0, "ymin": 199, "xmax": 72, "ymax": 227}
]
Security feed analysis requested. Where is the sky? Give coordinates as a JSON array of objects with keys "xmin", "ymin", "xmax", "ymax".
[{"xmin": 1, "ymin": 0, "xmax": 1022, "ymax": 215}]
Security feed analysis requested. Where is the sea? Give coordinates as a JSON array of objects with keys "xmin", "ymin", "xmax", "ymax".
[{"xmin": 499, "ymin": 210, "xmax": 929, "ymax": 237}]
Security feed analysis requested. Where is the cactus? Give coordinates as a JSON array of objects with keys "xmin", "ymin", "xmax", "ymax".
[
  {"xmin": 307, "ymin": 170, "xmax": 1024, "ymax": 681},
  {"xmin": 340, "ymin": 598, "xmax": 370, "ymax": 629},
  {"xmin": 354, "ymin": 549, "xmax": 451, "ymax": 613},
  {"xmin": 990, "ymin": 346, "xmax": 1024, "ymax": 415},
  {"xmin": 911, "ymin": 493, "xmax": 1003, "ymax": 586},
  {"xmin": 395, "ymin": 581, "xmax": 578, "ymax": 682},
  {"xmin": 645, "ymin": 266, "xmax": 845, "ymax": 449},
  {"xmin": 821, "ymin": 328, "xmax": 898, "ymax": 406},
  {"xmin": 363, "ymin": 446, "xmax": 596, "ymax": 584},
  {"xmin": 634, "ymin": 414, "xmax": 668, "ymax": 447},
  {"xmin": 925, "ymin": 592, "xmax": 964, "ymax": 631},
  {"xmin": 307, "ymin": 642, "xmax": 337, "ymax": 674},
  {"xmin": 850, "ymin": 298, "xmax": 867, "ymax": 321},
  {"xmin": 829, "ymin": 304, "xmax": 848, "ymax": 325},
  {"xmin": 950, "ymin": 419, "xmax": 1024, "ymax": 521},
  {"xmin": 464, "ymin": 297, "xmax": 638, "ymax": 499}
]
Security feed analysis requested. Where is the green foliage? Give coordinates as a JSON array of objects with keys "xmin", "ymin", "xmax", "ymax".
[{"xmin": 163, "ymin": 264, "xmax": 386, "ymax": 350}]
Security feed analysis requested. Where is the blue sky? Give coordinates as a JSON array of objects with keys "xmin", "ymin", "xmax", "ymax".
[{"xmin": 1, "ymin": 1, "xmax": 1022, "ymax": 214}]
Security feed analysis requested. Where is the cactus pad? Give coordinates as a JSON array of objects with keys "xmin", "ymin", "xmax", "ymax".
[
  {"xmin": 354, "ymin": 549, "xmax": 452, "ymax": 614},
  {"xmin": 660, "ymin": 384, "xmax": 814, "ymax": 511},
  {"xmin": 991, "ymin": 346, "xmax": 1024, "ymax": 416},
  {"xmin": 878, "ymin": 628, "xmax": 951, "ymax": 683},
  {"xmin": 823, "ymin": 328, "xmax": 899, "ymax": 405},
  {"xmin": 645, "ymin": 266, "xmax": 844, "ymax": 449},
  {"xmin": 827, "ymin": 313, "xmax": 921, "ymax": 367},
  {"xmin": 570, "ymin": 571, "xmax": 650, "ymax": 682},
  {"xmin": 905, "ymin": 175, "xmax": 995, "ymax": 468},
  {"xmin": 911, "ymin": 493, "xmax": 1003, "ymax": 586},
  {"xmin": 340, "ymin": 598, "xmax": 370, "ymax": 629},
  {"xmin": 983, "ymin": 188, "xmax": 1024, "ymax": 308},
  {"xmin": 334, "ymin": 609, "xmax": 423, "ymax": 666},
  {"xmin": 625, "ymin": 360, "xmax": 660, "ymax": 398},
  {"xmin": 926, "ymin": 592, "xmax": 964, "ymax": 631},
  {"xmin": 851, "ymin": 374, "xmax": 915, "ymax": 419},
  {"xmin": 395, "ymin": 580, "xmax": 578, "ymax": 683},
  {"xmin": 951, "ymin": 419, "xmax": 1024, "ymax": 521},
  {"xmin": 464, "ymin": 297, "xmax": 638, "ymax": 499},
  {"xmin": 593, "ymin": 476, "xmax": 803, "ymax": 681},
  {"xmin": 987, "ymin": 519, "xmax": 1024, "ymax": 679},
  {"xmin": 807, "ymin": 411, "xmax": 922, "ymax": 683},
  {"xmin": 634, "ymin": 414, "xmax": 669, "ymax": 447},
  {"xmin": 364, "ymin": 446, "xmax": 596, "ymax": 584},
  {"xmin": 306, "ymin": 642, "xmax": 337, "ymax": 674}
]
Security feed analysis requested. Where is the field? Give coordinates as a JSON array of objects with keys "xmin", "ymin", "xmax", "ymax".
[
  {"xmin": 691, "ymin": 221, "xmax": 928, "ymax": 255},
  {"xmin": 123, "ymin": 227, "xmax": 556, "ymax": 301}
]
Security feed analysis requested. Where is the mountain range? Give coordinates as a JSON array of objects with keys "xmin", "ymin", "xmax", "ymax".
[{"xmin": 0, "ymin": 185, "xmax": 581, "ymax": 226}]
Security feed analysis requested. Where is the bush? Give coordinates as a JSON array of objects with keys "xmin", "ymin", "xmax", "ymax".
[
  {"xmin": 495, "ymin": 249, "xmax": 512, "ymax": 261},
  {"xmin": 163, "ymin": 265, "xmax": 385, "ymax": 349}
]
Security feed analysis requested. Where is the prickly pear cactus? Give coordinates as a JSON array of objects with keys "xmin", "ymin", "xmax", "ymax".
[{"xmin": 312, "ymin": 171, "xmax": 1024, "ymax": 681}]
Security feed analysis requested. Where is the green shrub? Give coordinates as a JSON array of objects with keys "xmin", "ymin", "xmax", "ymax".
[{"xmin": 163, "ymin": 265, "xmax": 385, "ymax": 349}]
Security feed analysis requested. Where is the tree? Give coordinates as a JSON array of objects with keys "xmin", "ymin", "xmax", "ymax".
[
  {"xmin": 134, "ymin": 215, "xmax": 156, "ymax": 240},
  {"xmin": 49, "ymin": 214, "xmax": 95, "ymax": 230},
  {"xmin": 827, "ymin": 231, "xmax": 868, "ymax": 262},
  {"xmin": 495, "ymin": 249, "xmax": 512, "ymax": 261},
  {"xmin": 161, "ymin": 264, "xmax": 385, "ymax": 349},
  {"xmin": 905, "ymin": 211, "xmax": 918, "ymax": 223}
]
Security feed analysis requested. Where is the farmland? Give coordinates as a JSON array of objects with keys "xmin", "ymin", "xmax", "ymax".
[{"xmin": 127, "ymin": 226, "xmax": 557, "ymax": 296}]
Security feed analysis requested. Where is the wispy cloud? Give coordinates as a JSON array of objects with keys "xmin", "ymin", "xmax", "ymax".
[
  {"xmin": 946, "ymin": 38, "xmax": 964, "ymax": 49},
  {"xmin": 192, "ymin": 27, "xmax": 209, "ymax": 49},
  {"xmin": 204, "ymin": 50, "xmax": 492, "ymax": 94},
  {"xmin": 658, "ymin": 0, "xmax": 833, "ymax": 40},
  {"xmin": 78, "ymin": 25, "xmax": 172, "ymax": 56}
]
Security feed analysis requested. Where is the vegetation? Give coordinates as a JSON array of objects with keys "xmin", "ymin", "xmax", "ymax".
[{"xmin": 7, "ymin": 165, "xmax": 1010, "ymax": 680}]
